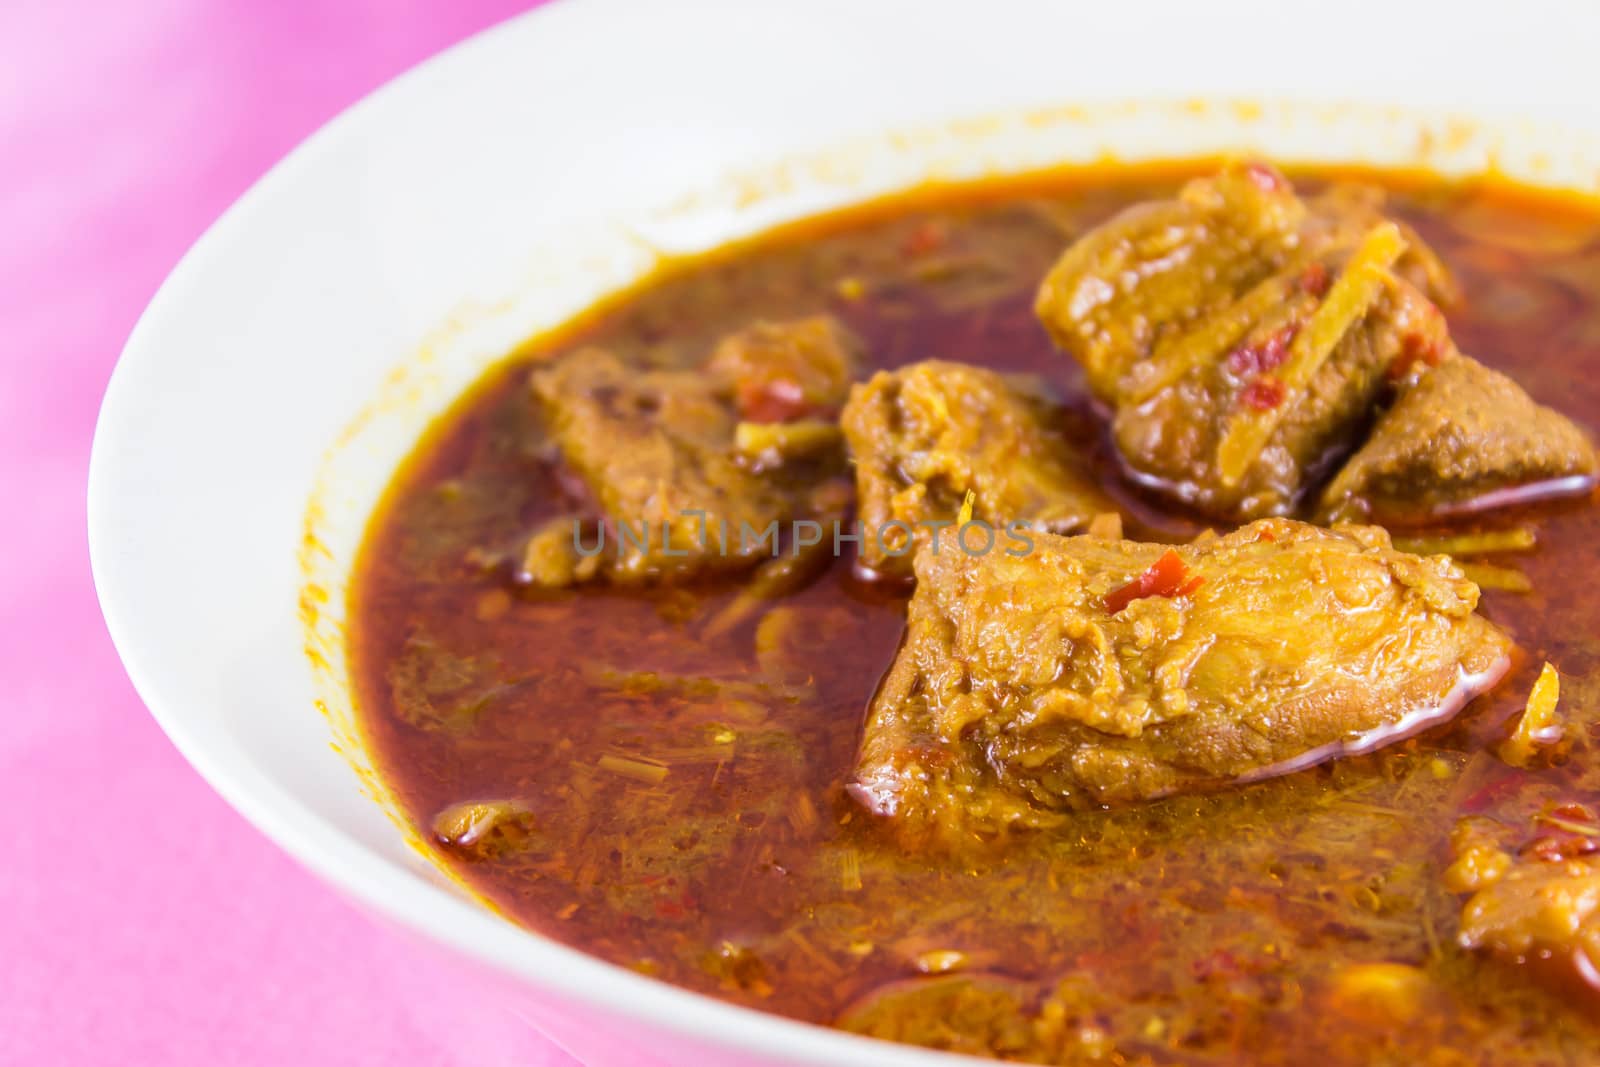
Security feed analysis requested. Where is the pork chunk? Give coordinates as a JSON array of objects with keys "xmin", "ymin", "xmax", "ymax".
[
  {"xmin": 1034, "ymin": 161, "xmax": 1307, "ymax": 399},
  {"xmin": 528, "ymin": 341, "xmax": 850, "ymax": 585},
  {"xmin": 840, "ymin": 360, "xmax": 1116, "ymax": 580},
  {"xmin": 703, "ymin": 315, "xmax": 862, "ymax": 423},
  {"xmin": 1036, "ymin": 162, "xmax": 1460, "ymax": 521},
  {"xmin": 1462, "ymin": 858, "xmax": 1600, "ymax": 970},
  {"xmin": 850, "ymin": 518, "xmax": 1510, "ymax": 843},
  {"xmin": 1109, "ymin": 256, "xmax": 1455, "ymax": 520},
  {"xmin": 1445, "ymin": 813, "xmax": 1600, "ymax": 1002},
  {"xmin": 1319, "ymin": 353, "xmax": 1597, "ymax": 524}
]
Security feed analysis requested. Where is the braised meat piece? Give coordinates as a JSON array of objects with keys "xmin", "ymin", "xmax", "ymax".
[
  {"xmin": 1319, "ymin": 353, "xmax": 1597, "ymax": 524},
  {"xmin": 1109, "ymin": 237, "xmax": 1456, "ymax": 520},
  {"xmin": 1035, "ymin": 162, "xmax": 1459, "ymax": 521},
  {"xmin": 850, "ymin": 518, "xmax": 1510, "ymax": 843},
  {"xmin": 703, "ymin": 315, "xmax": 863, "ymax": 423},
  {"xmin": 1034, "ymin": 161, "xmax": 1308, "ymax": 400},
  {"xmin": 840, "ymin": 360, "xmax": 1116, "ymax": 580},
  {"xmin": 527, "ymin": 334, "xmax": 851, "ymax": 585},
  {"xmin": 1445, "ymin": 812, "xmax": 1600, "ymax": 1003}
]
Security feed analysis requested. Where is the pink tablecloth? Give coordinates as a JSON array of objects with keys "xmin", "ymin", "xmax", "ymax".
[{"xmin": 0, "ymin": 3, "xmax": 577, "ymax": 1063}]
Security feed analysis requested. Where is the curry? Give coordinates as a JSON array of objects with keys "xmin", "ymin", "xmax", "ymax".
[{"xmin": 350, "ymin": 161, "xmax": 1600, "ymax": 1064}]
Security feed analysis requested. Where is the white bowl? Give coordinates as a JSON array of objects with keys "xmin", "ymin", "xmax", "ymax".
[{"xmin": 89, "ymin": 1, "xmax": 1600, "ymax": 1063}]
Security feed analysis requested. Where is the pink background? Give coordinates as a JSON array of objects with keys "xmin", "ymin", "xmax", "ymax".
[{"xmin": 1, "ymin": 3, "xmax": 579, "ymax": 1064}]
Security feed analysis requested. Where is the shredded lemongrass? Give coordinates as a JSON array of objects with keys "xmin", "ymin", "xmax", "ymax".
[
  {"xmin": 787, "ymin": 792, "xmax": 820, "ymax": 835},
  {"xmin": 649, "ymin": 742, "xmax": 736, "ymax": 764},
  {"xmin": 597, "ymin": 754, "xmax": 670, "ymax": 785},
  {"xmin": 1458, "ymin": 561, "xmax": 1533, "ymax": 593},
  {"xmin": 754, "ymin": 606, "xmax": 805, "ymax": 682},
  {"xmin": 584, "ymin": 664, "xmax": 796, "ymax": 702},
  {"xmin": 1536, "ymin": 812, "xmax": 1600, "ymax": 837},
  {"xmin": 838, "ymin": 848, "xmax": 863, "ymax": 892},
  {"xmin": 784, "ymin": 929, "xmax": 842, "ymax": 976},
  {"xmin": 1499, "ymin": 662, "xmax": 1562, "ymax": 767},
  {"xmin": 703, "ymin": 540, "xmax": 831, "ymax": 639},
  {"xmin": 1393, "ymin": 527, "xmax": 1537, "ymax": 557},
  {"xmin": 1216, "ymin": 222, "xmax": 1407, "ymax": 486},
  {"xmin": 1332, "ymin": 801, "xmax": 1408, "ymax": 820},
  {"xmin": 1420, "ymin": 909, "xmax": 1443, "ymax": 962}
]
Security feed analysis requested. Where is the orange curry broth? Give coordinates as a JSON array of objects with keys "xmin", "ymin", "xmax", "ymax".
[{"xmin": 349, "ymin": 161, "xmax": 1600, "ymax": 1064}]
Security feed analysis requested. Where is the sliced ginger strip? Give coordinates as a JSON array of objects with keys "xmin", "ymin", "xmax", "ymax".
[
  {"xmin": 1392, "ymin": 527, "xmax": 1537, "ymax": 557},
  {"xmin": 1498, "ymin": 662, "xmax": 1562, "ymax": 767},
  {"xmin": 1216, "ymin": 222, "xmax": 1407, "ymax": 486},
  {"xmin": 1457, "ymin": 561, "xmax": 1533, "ymax": 594},
  {"xmin": 1121, "ymin": 267, "xmax": 1304, "ymax": 403}
]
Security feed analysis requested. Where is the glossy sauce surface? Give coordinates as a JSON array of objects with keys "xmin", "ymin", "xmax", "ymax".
[{"xmin": 351, "ymin": 164, "xmax": 1600, "ymax": 1064}]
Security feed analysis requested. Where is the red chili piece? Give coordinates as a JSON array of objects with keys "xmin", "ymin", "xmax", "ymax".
[
  {"xmin": 1226, "ymin": 323, "xmax": 1299, "ymax": 378},
  {"xmin": 1388, "ymin": 331, "xmax": 1446, "ymax": 383},
  {"xmin": 1299, "ymin": 261, "xmax": 1331, "ymax": 297},
  {"xmin": 1460, "ymin": 774, "xmax": 1520, "ymax": 813},
  {"xmin": 736, "ymin": 379, "xmax": 816, "ymax": 423},
  {"xmin": 1240, "ymin": 377, "xmax": 1287, "ymax": 410},
  {"xmin": 1553, "ymin": 802, "xmax": 1599, "ymax": 823},
  {"xmin": 1523, "ymin": 835, "xmax": 1600, "ymax": 863},
  {"xmin": 1244, "ymin": 162, "xmax": 1290, "ymax": 193},
  {"xmin": 1106, "ymin": 549, "xmax": 1203, "ymax": 614},
  {"xmin": 902, "ymin": 220, "xmax": 945, "ymax": 258}
]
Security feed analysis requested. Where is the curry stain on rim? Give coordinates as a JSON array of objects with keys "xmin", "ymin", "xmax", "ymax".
[{"xmin": 298, "ymin": 96, "xmax": 1600, "ymax": 918}]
